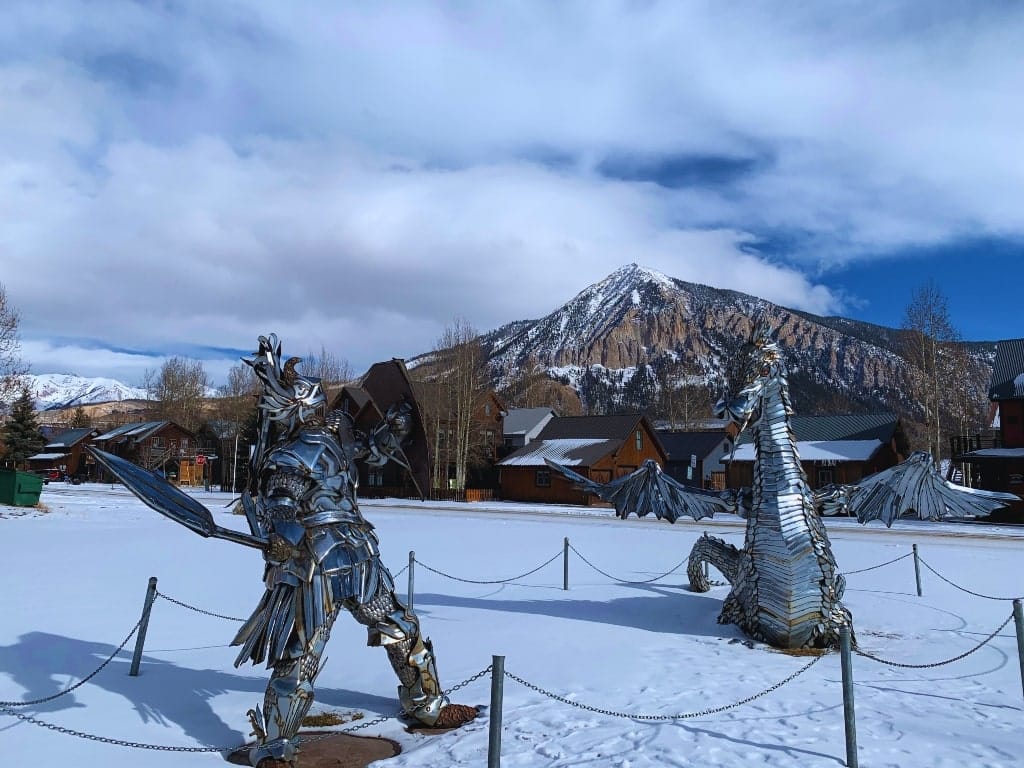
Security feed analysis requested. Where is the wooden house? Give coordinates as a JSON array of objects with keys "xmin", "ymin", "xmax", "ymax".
[
  {"xmin": 656, "ymin": 430, "xmax": 733, "ymax": 490},
  {"xmin": 503, "ymin": 407, "xmax": 557, "ymax": 450},
  {"xmin": 952, "ymin": 339, "xmax": 1024, "ymax": 504},
  {"xmin": 91, "ymin": 420, "xmax": 196, "ymax": 482},
  {"xmin": 498, "ymin": 413, "xmax": 667, "ymax": 505},
  {"xmin": 726, "ymin": 413, "xmax": 908, "ymax": 491},
  {"xmin": 27, "ymin": 427, "xmax": 101, "ymax": 480}
]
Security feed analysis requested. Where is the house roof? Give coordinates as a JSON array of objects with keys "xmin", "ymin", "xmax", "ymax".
[
  {"xmin": 989, "ymin": 338, "xmax": 1024, "ymax": 401},
  {"xmin": 730, "ymin": 439, "xmax": 884, "ymax": 463},
  {"xmin": 503, "ymin": 407, "xmax": 555, "ymax": 436},
  {"xmin": 94, "ymin": 420, "xmax": 175, "ymax": 443},
  {"xmin": 28, "ymin": 452, "xmax": 70, "ymax": 462},
  {"xmin": 736, "ymin": 413, "xmax": 898, "ymax": 445},
  {"xmin": 536, "ymin": 413, "xmax": 646, "ymax": 441},
  {"xmin": 44, "ymin": 428, "xmax": 97, "ymax": 449},
  {"xmin": 657, "ymin": 430, "xmax": 730, "ymax": 462},
  {"xmin": 497, "ymin": 438, "xmax": 619, "ymax": 467}
]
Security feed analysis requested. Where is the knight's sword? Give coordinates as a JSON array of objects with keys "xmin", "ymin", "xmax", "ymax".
[{"xmin": 86, "ymin": 446, "xmax": 268, "ymax": 550}]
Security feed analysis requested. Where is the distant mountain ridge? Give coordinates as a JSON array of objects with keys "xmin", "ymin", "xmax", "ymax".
[
  {"xmin": 27, "ymin": 373, "xmax": 149, "ymax": 411},
  {"xmin": 475, "ymin": 264, "xmax": 995, "ymax": 417}
]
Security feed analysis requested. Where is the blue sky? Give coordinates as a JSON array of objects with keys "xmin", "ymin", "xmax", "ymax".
[{"xmin": 2, "ymin": 1, "xmax": 1022, "ymax": 385}]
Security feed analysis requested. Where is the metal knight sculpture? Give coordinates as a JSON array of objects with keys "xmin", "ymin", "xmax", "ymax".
[
  {"xmin": 547, "ymin": 321, "xmax": 1017, "ymax": 650},
  {"xmin": 90, "ymin": 334, "xmax": 476, "ymax": 766}
]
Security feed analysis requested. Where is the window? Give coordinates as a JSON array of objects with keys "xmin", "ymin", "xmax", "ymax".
[
  {"xmin": 535, "ymin": 469, "xmax": 551, "ymax": 487},
  {"xmin": 368, "ymin": 468, "xmax": 384, "ymax": 487},
  {"xmin": 817, "ymin": 469, "xmax": 834, "ymax": 486},
  {"xmin": 635, "ymin": 430, "xmax": 643, "ymax": 450},
  {"xmin": 484, "ymin": 429, "xmax": 494, "ymax": 443},
  {"xmin": 485, "ymin": 403, "xmax": 492, "ymax": 416},
  {"xmin": 180, "ymin": 438, "xmax": 189, "ymax": 450},
  {"xmin": 152, "ymin": 437, "xmax": 165, "ymax": 449}
]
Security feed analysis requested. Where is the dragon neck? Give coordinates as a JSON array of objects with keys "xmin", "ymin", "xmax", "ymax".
[{"xmin": 749, "ymin": 374, "xmax": 813, "ymax": 517}]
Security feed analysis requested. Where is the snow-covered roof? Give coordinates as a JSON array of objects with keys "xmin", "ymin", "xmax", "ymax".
[
  {"xmin": 960, "ymin": 448, "xmax": 1024, "ymax": 459},
  {"xmin": 28, "ymin": 452, "xmax": 70, "ymax": 461},
  {"xmin": 503, "ymin": 407, "xmax": 556, "ymax": 436},
  {"xmin": 729, "ymin": 439, "xmax": 883, "ymax": 462},
  {"xmin": 498, "ymin": 438, "xmax": 616, "ymax": 467}
]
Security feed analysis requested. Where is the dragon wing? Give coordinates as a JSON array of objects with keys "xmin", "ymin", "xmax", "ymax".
[
  {"xmin": 544, "ymin": 458, "xmax": 731, "ymax": 522},
  {"xmin": 822, "ymin": 451, "xmax": 1019, "ymax": 527}
]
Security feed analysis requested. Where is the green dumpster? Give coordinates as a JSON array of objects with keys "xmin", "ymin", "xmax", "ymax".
[{"xmin": 0, "ymin": 470, "xmax": 44, "ymax": 507}]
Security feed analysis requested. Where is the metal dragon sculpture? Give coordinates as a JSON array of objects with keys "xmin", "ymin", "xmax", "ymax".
[{"xmin": 547, "ymin": 322, "xmax": 1017, "ymax": 650}]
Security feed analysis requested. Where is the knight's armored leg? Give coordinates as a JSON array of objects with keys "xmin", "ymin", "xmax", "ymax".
[
  {"xmin": 347, "ymin": 588, "xmax": 450, "ymax": 725},
  {"xmin": 248, "ymin": 612, "xmax": 337, "ymax": 767}
]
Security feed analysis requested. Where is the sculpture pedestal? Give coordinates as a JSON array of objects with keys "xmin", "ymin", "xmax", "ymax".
[{"xmin": 227, "ymin": 732, "xmax": 399, "ymax": 767}]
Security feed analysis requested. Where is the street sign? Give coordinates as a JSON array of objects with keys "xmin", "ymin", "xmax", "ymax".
[{"xmin": 195, "ymin": 455, "xmax": 207, "ymax": 466}]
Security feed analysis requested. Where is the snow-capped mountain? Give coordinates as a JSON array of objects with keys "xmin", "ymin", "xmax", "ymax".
[
  {"xmin": 475, "ymin": 263, "xmax": 995, "ymax": 416},
  {"xmin": 27, "ymin": 373, "xmax": 149, "ymax": 410}
]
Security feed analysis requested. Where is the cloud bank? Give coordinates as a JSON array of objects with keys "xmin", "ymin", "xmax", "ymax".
[{"xmin": 2, "ymin": 2, "xmax": 1022, "ymax": 382}]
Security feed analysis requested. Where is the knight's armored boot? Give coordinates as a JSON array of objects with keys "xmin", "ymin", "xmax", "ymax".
[
  {"xmin": 354, "ymin": 592, "xmax": 477, "ymax": 729},
  {"xmin": 247, "ymin": 656, "xmax": 319, "ymax": 766}
]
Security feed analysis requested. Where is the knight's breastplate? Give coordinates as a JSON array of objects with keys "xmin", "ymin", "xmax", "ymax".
[{"xmin": 262, "ymin": 428, "xmax": 364, "ymax": 527}]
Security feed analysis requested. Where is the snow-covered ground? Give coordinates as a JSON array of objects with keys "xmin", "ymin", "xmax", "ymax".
[{"xmin": 2, "ymin": 483, "xmax": 1023, "ymax": 767}]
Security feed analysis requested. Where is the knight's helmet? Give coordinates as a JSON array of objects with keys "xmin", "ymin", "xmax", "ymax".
[{"xmin": 244, "ymin": 333, "xmax": 326, "ymax": 432}]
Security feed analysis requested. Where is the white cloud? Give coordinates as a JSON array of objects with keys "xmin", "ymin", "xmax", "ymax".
[{"xmin": 3, "ymin": 1, "xmax": 1023, "ymax": 383}]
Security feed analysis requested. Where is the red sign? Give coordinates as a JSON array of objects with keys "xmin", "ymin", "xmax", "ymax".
[{"xmin": 195, "ymin": 454, "xmax": 207, "ymax": 466}]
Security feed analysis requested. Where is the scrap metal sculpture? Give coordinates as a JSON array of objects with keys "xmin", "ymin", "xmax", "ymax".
[
  {"xmin": 91, "ymin": 334, "xmax": 476, "ymax": 767},
  {"xmin": 547, "ymin": 322, "xmax": 1017, "ymax": 650}
]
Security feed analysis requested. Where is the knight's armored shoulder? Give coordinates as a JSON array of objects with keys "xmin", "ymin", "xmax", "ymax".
[{"xmin": 264, "ymin": 429, "xmax": 345, "ymax": 475}]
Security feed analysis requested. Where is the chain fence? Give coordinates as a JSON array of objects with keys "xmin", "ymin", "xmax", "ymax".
[
  {"xmin": 842, "ymin": 551, "xmax": 913, "ymax": 576},
  {"xmin": 155, "ymin": 590, "xmax": 247, "ymax": 623},
  {"xmin": 504, "ymin": 653, "xmax": 824, "ymax": 721},
  {"xmin": 568, "ymin": 544, "xmax": 692, "ymax": 585},
  {"xmin": 0, "ymin": 665, "xmax": 492, "ymax": 754},
  {"xmin": 917, "ymin": 557, "xmax": 1024, "ymax": 601},
  {"xmin": 413, "ymin": 550, "xmax": 562, "ymax": 584},
  {"xmin": 853, "ymin": 612, "xmax": 1015, "ymax": 669}
]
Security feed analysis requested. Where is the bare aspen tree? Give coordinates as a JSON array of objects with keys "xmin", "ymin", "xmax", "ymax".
[
  {"xmin": 0, "ymin": 284, "xmax": 27, "ymax": 403},
  {"xmin": 654, "ymin": 355, "xmax": 712, "ymax": 429},
  {"xmin": 146, "ymin": 356, "xmax": 210, "ymax": 433},
  {"xmin": 433, "ymin": 318, "xmax": 487, "ymax": 490},
  {"xmin": 902, "ymin": 280, "xmax": 959, "ymax": 460},
  {"xmin": 301, "ymin": 345, "xmax": 354, "ymax": 388}
]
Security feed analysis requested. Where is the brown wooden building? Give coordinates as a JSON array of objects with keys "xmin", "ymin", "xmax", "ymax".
[
  {"xmin": 726, "ymin": 413, "xmax": 908, "ymax": 491},
  {"xmin": 91, "ymin": 420, "xmax": 196, "ymax": 481},
  {"xmin": 27, "ymin": 428, "xmax": 101, "ymax": 480},
  {"xmin": 498, "ymin": 413, "xmax": 667, "ymax": 505},
  {"xmin": 953, "ymin": 339, "xmax": 1024, "ymax": 506}
]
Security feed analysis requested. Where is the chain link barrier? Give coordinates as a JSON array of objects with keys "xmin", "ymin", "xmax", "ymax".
[
  {"xmin": 0, "ymin": 665, "xmax": 493, "ymax": 754},
  {"xmin": 413, "ymin": 550, "xmax": 562, "ymax": 584},
  {"xmin": 504, "ymin": 653, "xmax": 824, "ymax": 721},
  {"xmin": 568, "ymin": 544, "xmax": 693, "ymax": 585},
  {"xmin": 853, "ymin": 612, "xmax": 1015, "ymax": 669},
  {"xmin": 0, "ymin": 617, "xmax": 143, "ymax": 707},
  {"xmin": 155, "ymin": 589, "xmax": 247, "ymax": 623},
  {"xmin": 842, "ymin": 551, "xmax": 913, "ymax": 576},
  {"xmin": 917, "ymin": 557, "xmax": 1024, "ymax": 601}
]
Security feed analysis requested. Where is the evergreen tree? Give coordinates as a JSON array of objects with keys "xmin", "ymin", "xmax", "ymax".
[
  {"xmin": 3, "ymin": 385, "xmax": 46, "ymax": 467},
  {"xmin": 70, "ymin": 405, "xmax": 91, "ymax": 428}
]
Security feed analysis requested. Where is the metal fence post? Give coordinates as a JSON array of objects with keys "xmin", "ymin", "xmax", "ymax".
[
  {"xmin": 912, "ymin": 544, "xmax": 922, "ymax": 597},
  {"xmin": 839, "ymin": 625, "xmax": 859, "ymax": 768},
  {"xmin": 563, "ymin": 537, "xmax": 569, "ymax": 591},
  {"xmin": 1013, "ymin": 600, "xmax": 1024, "ymax": 702},
  {"xmin": 408, "ymin": 550, "xmax": 415, "ymax": 611},
  {"xmin": 129, "ymin": 576, "xmax": 158, "ymax": 677},
  {"xmin": 488, "ymin": 655, "xmax": 505, "ymax": 768}
]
